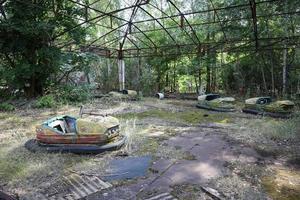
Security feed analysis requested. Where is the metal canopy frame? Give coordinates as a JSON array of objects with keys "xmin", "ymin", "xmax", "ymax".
[{"xmin": 3, "ymin": 0, "xmax": 298, "ymax": 58}]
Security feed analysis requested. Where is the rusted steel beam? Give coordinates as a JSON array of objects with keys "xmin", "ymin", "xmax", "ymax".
[
  {"xmin": 119, "ymin": 0, "xmax": 141, "ymax": 50},
  {"xmin": 131, "ymin": 24, "xmax": 157, "ymax": 48},
  {"xmin": 208, "ymin": 0, "xmax": 228, "ymax": 42},
  {"xmin": 85, "ymin": 23, "xmax": 128, "ymax": 48},
  {"xmin": 137, "ymin": 5, "xmax": 178, "ymax": 45},
  {"xmin": 121, "ymin": 45, "xmax": 300, "ymax": 58},
  {"xmin": 73, "ymin": 38, "xmax": 299, "ymax": 59},
  {"xmin": 80, "ymin": 0, "xmax": 156, "ymax": 49},
  {"xmin": 58, "ymin": 0, "xmax": 298, "ymax": 54},
  {"xmin": 132, "ymin": 0, "xmax": 280, "ymax": 24},
  {"xmin": 66, "ymin": 0, "xmax": 127, "ymax": 23},
  {"xmin": 92, "ymin": 35, "xmax": 300, "ymax": 53},
  {"xmin": 120, "ymin": 36, "xmax": 300, "ymax": 51},
  {"xmin": 148, "ymin": 1, "xmax": 198, "ymax": 45},
  {"xmin": 122, "ymin": 40, "xmax": 252, "ymax": 57},
  {"xmin": 129, "ymin": 10, "xmax": 300, "ymax": 34},
  {"xmin": 56, "ymin": 16, "xmax": 114, "ymax": 49},
  {"xmin": 119, "ymin": 36, "xmax": 299, "ymax": 58},
  {"xmin": 90, "ymin": 0, "xmax": 103, "ymax": 6},
  {"xmin": 167, "ymin": 0, "xmax": 201, "ymax": 44},
  {"xmin": 99, "ymin": 36, "xmax": 123, "ymax": 47},
  {"xmin": 53, "ymin": 2, "xmax": 150, "ymax": 40},
  {"xmin": 126, "ymin": 35, "xmax": 140, "ymax": 50},
  {"xmin": 131, "ymin": 33, "xmax": 153, "ymax": 48}
]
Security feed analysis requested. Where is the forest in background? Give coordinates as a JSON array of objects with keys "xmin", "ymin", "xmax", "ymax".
[{"xmin": 0, "ymin": 0, "xmax": 299, "ymax": 102}]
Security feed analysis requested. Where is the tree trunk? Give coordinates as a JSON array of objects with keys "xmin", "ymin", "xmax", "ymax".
[
  {"xmin": 270, "ymin": 52, "xmax": 275, "ymax": 96},
  {"xmin": 166, "ymin": 72, "xmax": 169, "ymax": 91},
  {"xmin": 282, "ymin": 44, "xmax": 287, "ymax": 96},
  {"xmin": 194, "ymin": 75, "xmax": 198, "ymax": 93},
  {"xmin": 24, "ymin": 76, "xmax": 43, "ymax": 98},
  {"xmin": 282, "ymin": 1, "xmax": 289, "ymax": 97},
  {"xmin": 211, "ymin": 32, "xmax": 216, "ymax": 92},
  {"xmin": 205, "ymin": 2, "xmax": 211, "ymax": 94},
  {"xmin": 107, "ymin": 58, "xmax": 111, "ymax": 76},
  {"xmin": 156, "ymin": 74, "xmax": 161, "ymax": 92},
  {"xmin": 297, "ymin": 74, "xmax": 300, "ymax": 94},
  {"xmin": 198, "ymin": 68, "xmax": 202, "ymax": 94},
  {"xmin": 206, "ymin": 62, "xmax": 211, "ymax": 93},
  {"xmin": 265, "ymin": 19, "xmax": 275, "ymax": 96},
  {"xmin": 137, "ymin": 56, "xmax": 141, "ymax": 92},
  {"xmin": 260, "ymin": 53, "xmax": 268, "ymax": 94},
  {"xmin": 206, "ymin": 39, "xmax": 211, "ymax": 93},
  {"xmin": 173, "ymin": 63, "xmax": 176, "ymax": 93},
  {"xmin": 211, "ymin": 63, "xmax": 216, "ymax": 92}
]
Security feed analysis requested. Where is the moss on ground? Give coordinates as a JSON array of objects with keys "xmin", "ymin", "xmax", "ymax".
[
  {"xmin": 0, "ymin": 143, "xmax": 88, "ymax": 184},
  {"xmin": 209, "ymin": 174, "xmax": 268, "ymax": 199},
  {"xmin": 0, "ymin": 112, "xmax": 14, "ymax": 119},
  {"xmin": 262, "ymin": 168, "xmax": 300, "ymax": 200},
  {"xmin": 135, "ymin": 137, "xmax": 160, "ymax": 155},
  {"xmin": 116, "ymin": 109, "xmax": 233, "ymax": 125},
  {"xmin": 171, "ymin": 184, "xmax": 207, "ymax": 200}
]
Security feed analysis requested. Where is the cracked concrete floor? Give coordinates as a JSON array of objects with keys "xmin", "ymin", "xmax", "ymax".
[{"xmin": 86, "ymin": 123, "xmax": 266, "ymax": 200}]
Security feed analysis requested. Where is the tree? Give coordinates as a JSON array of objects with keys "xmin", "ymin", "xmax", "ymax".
[{"xmin": 0, "ymin": 0, "xmax": 86, "ymax": 97}]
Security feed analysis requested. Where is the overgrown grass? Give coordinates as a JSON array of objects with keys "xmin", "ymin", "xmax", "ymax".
[
  {"xmin": 266, "ymin": 117, "xmax": 300, "ymax": 141},
  {"xmin": 226, "ymin": 116, "xmax": 300, "ymax": 160},
  {"xmin": 239, "ymin": 117, "xmax": 300, "ymax": 142},
  {"xmin": 0, "ymin": 107, "xmax": 89, "ymax": 191},
  {"xmin": 0, "ymin": 114, "xmax": 37, "ymax": 131},
  {"xmin": 116, "ymin": 109, "xmax": 233, "ymax": 125},
  {"xmin": 0, "ymin": 102, "xmax": 15, "ymax": 111},
  {"xmin": 0, "ymin": 112, "xmax": 13, "ymax": 119},
  {"xmin": 0, "ymin": 140, "xmax": 89, "ymax": 187}
]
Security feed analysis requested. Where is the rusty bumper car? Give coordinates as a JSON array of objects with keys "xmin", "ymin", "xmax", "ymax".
[
  {"xmin": 196, "ymin": 94, "xmax": 236, "ymax": 112},
  {"xmin": 242, "ymin": 97, "xmax": 295, "ymax": 118},
  {"xmin": 25, "ymin": 115, "xmax": 126, "ymax": 154}
]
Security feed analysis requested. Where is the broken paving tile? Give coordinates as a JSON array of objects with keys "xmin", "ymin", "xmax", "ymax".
[
  {"xmin": 86, "ymin": 179, "xmax": 153, "ymax": 200},
  {"xmin": 143, "ymin": 192, "xmax": 177, "ymax": 200},
  {"xmin": 103, "ymin": 156, "xmax": 152, "ymax": 181},
  {"xmin": 151, "ymin": 160, "xmax": 222, "ymax": 186},
  {"xmin": 23, "ymin": 174, "xmax": 112, "ymax": 200},
  {"xmin": 151, "ymin": 159, "xmax": 174, "ymax": 174}
]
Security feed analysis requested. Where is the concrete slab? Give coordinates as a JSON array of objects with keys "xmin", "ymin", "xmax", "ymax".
[
  {"xmin": 151, "ymin": 160, "xmax": 222, "ymax": 187},
  {"xmin": 103, "ymin": 156, "xmax": 152, "ymax": 182}
]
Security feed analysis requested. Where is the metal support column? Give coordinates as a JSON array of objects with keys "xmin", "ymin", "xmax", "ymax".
[{"xmin": 118, "ymin": 49, "xmax": 125, "ymax": 91}]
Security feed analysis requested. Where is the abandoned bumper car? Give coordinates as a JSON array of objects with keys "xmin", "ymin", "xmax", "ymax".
[
  {"xmin": 196, "ymin": 94, "xmax": 236, "ymax": 112},
  {"xmin": 25, "ymin": 115, "xmax": 126, "ymax": 154},
  {"xmin": 242, "ymin": 97, "xmax": 295, "ymax": 118},
  {"xmin": 108, "ymin": 89, "xmax": 138, "ymax": 100}
]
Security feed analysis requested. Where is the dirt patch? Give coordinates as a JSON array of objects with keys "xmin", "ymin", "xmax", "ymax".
[{"xmin": 262, "ymin": 166, "xmax": 300, "ymax": 200}]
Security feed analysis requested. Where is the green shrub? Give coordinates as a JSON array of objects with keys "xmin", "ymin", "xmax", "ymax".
[
  {"xmin": 57, "ymin": 85, "xmax": 91, "ymax": 103},
  {"xmin": 0, "ymin": 102, "xmax": 15, "ymax": 111},
  {"xmin": 35, "ymin": 95, "xmax": 56, "ymax": 108},
  {"xmin": 34, "ymin": 85, "xmax": 92, "ymax": 108}
]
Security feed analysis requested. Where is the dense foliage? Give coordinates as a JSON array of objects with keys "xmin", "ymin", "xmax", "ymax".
[
  {"xmin": 0, "ymin": 0, "xmax": 86, "ymax": 97},
  {"xmin": 0, "ymin": 0, "xmax": 299, "ymax": 100}
]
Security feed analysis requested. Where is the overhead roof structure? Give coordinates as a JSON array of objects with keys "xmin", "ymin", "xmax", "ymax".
[{"xmin": 58, "ymin": 0, "xmax": 300, "ymax": 58}]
